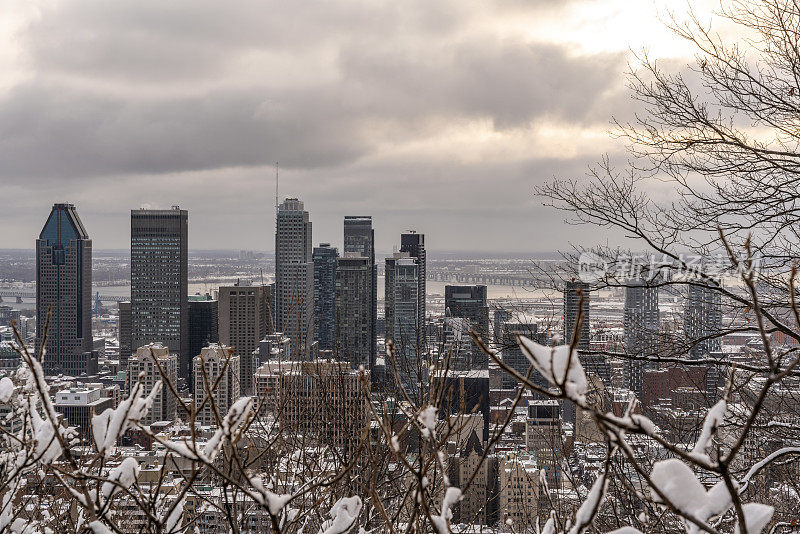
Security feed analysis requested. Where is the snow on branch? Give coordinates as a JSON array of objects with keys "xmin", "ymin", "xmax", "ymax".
[
  {"xmin": 518, "ymin": 337, "xmax": 587, "ymax": 403},
  {"xmin": 100, "ymin": 457, "xmax": 140, "ymax": 502},
  {"xmin": 568, "ymin": 471, "xmax": 609, "ymax": 534},
  {"xmin": 319, "ymin": 496, "xmax": 362, "ymax": 534},
  {"xmin": 92, "ymin": 378, "xmax": 162, "ymax": 457},
  {"xmin": 430, "ymin": 487, "xmax": 461, "ymax": 534},
  {"xmin": 158, "ymin": 396, "xmax": 253, "ymax": 463},
  {"xmin": 690, "ymin": 399, "xmax": 727, "ymax": 463},
  {"xmin": 249, "ymin": 475, "xmax": 293, "ymax": 516},
  {"xmin": 734, "ymin": 503, "xmax": 774, "ymax": 534}
]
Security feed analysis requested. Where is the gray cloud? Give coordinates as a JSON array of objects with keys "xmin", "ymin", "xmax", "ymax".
[{"xmin": 1, "ymin": 0, "xmax": 633, "ymax": 251}]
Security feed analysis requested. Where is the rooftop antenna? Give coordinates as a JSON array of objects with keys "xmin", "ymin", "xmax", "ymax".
[{"xmin": 274, "ymin": 162, "xmax": 279, "ymax": 257}]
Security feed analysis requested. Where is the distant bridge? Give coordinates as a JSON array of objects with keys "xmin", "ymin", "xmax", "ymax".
[
  {"xmin": 0, "ymin": 290, "xmax": 127, "ymax": 303},
  {"xmin": 425, "ymin": 269, "xmax": 561, "ymax": 287}
]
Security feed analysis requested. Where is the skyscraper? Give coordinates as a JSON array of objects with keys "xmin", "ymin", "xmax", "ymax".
[
  {"xmin": 563, "ymin": 280, "xmax": 590, "ymax": 350},
  {"xmin": 685, "ymin": 280, "xmax": 722, "ymax": 358},
  {"xmin": 563, "ymin": 280, "xmax": 608, "ymax": 385},
  {"xmin": 400, "ymin": 232, "xmax": 426, "ymax": 350},
  {"xmin": 219, "ymin": 283, "xmax": 271, "ymax": 395},
  {"xmin": 36, "ymin": 203, "xmax": 93, "ymax": 375},
  {"xmin": 188, "ymin": 296, "xmax": 219, "ymax": 370},
  {"xmin": 623, "ymin": 279, "xmax": 660, "ymax": 397},
  {"xmin": 336, "ymin": 253, "xmax": 371, "ymax": 369},
  {"xmin": 275, "ymin": 198, "xmax": 314, "ymax": 359},
  {"xmin": 313, "ymin": 243, "xmax": 338, "ymax": 351},
  {"xmin": 500, "ymin": 322, "xmax": 546, "ymax": 390},
  {"xmin": 118, "ymin": 301, "xmax": 132, "ymax": 371},
  {"xmin": 130, "ymin": 207, "xmax": 189, "ymax": 379},
  {"xmin": 493, "ymin": 308, "xmax": 511, "ymax": 345},
  {"xmin": 445, "ymin": 285, "xmax": 489, "ymax": 337},
  {"xmin": 385, "ymin": 254, "xmax": 420, "ymax": 388},
  {"xmin": 384, "ymin": 251, "xmax": 407, "ymax": 348},
  {"xmin": 444, "ymin": 285, "xmax": 490, "ymax": 369},
  {"xmin": 344, "ymin": 216, "xmax": 377, "ymax": 367}
]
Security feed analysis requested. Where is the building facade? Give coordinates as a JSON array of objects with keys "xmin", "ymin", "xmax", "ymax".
[
  {"xmin": 385, "ymin": 254, "xmax": 421, "ymax": 389},
  {"xmin": 343, "ymin": 216, "xmax": 377, "ymax": 367},
  {"xmin": 498, "ymin": 452, "xmax": 539, "ymax": 529},
  {"xmin": 188, "ymin": 296, "xmax": 219, "ymax": 371},
  {"xmin": 275, "ymin": 198, "xmax": 313, "ymax": 358},
  {"xmin": 193, "ymin": 344, "xmax": 240, "ymax": 427},
  {"xmin": 685, "ymin": 280, "xmax": 723, "ymax": 358},
  {"xmin": 312, "ymin": 243, "xmax": 338, "ymax": 351},
  {"xmin": 400, "ymin": 232, "xmax": 426, "ymax": 351},
  {"xmin": 500, "ymin": 322, "xmax": 546, "ymax": 390},
  {"xmin": 445, "ymin": 285, "xmax": 489, "ymax": 339},
  {"xmin": 335, "ymin": 254, "xmax": 371, "ymax": 369},
  {"xmin": 118, "ymin": 302, "xmax": 132, "ymax": 372},
  {"xmin": 525, "ymin": 400, "xmax": 563, "ymax": 488},
  {"xmin": 563, "ymin": 280, "xmax": 590, "ymax": 349},
  {"xmin": 493, "ymin": 308, "xmax": 511, "ymax": 345},
  {"xmin": 623, "ymin": 279, "xmax": 660, "ymax": 397},
  {"xmin": 36, "ymin": 203, "xmax": 93, "ymax": 375},
  {"xmin": 218, "ymin": 283, "xmax": 271, "ymax": 396},
  {"xmin": 255, "ymin": 359, "xmax": 369, "ymax": 452},
  {"xmin": 127, "ymin": 344, "xmax": 178, "ymax": 425},
  {"xmin": 54, "ymin": 387, "xmax": 113, "ymax": 441},
  {"xmin": 444, "ymin": 285, "xmax": 489, "ymax": 369},
  {"xmin": 130, "ymin": 207, "xmax": 189, "ymax": 380},
  {"xmin": 564, "ymin": 280, "xmax": 610, "ymax": 385}
]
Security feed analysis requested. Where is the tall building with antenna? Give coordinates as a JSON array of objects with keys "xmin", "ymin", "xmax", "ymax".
[{"xmin": 275, "ymin": 198, "xmax": 314, "ymax": 359}]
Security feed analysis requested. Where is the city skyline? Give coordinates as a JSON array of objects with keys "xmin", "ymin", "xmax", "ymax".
[{"xmin": 1, "ymin": 0, "xmax": 796, "ymax": 531}]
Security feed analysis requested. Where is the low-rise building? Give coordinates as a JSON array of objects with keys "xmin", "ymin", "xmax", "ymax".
[{"xmin": 54, "ymin": 386, "xmax": 114, "ymax": 441}]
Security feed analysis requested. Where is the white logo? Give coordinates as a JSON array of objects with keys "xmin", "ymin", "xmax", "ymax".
[{"xmin": 578, "ymin": 252, "xmax": 607, "ymax": 283}]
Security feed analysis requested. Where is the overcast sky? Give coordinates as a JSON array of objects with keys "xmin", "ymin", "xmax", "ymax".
[{"xmin": 0, "ymin": 0, "xmax": 714, "ymax": 253}]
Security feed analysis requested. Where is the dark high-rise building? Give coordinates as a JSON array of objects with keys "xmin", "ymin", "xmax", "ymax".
[
  {"xmin": 344, "ymin": 216, "xmax": 377, "ymax": 368},
  {"xmin": 623, "ymin": 279, "xmax": 660, "ymax": 398},
  {"xmin": 445, "ymin": 285, "xmax": 489, "ymax": 338},
  {"xmin": 336, "ymin": 254, "xmax": 371, "ymax": 369},
  {"xmin": 313, "ymin": 243, "xmax": 338, "ymax": 351},
  {"xmin": 36, "ymin": 203, "xmax": 93, "ymax": 375},
  {"xmin": 563, "ymin": 280, "xmax": 590, "ymax": 350},
  {"xmin": 400, "ymin": 232, "xmax": 426, "ymax": 351},
  {"xmin": 685, "ymin": 281, "xmax": 722, "ymax": 358},
  {"xmin": 275, "ymin": 198, "xmax": 313, "ymax": 358},
  {"xmin": 500, "ymin": 322, "xmax": 546, "ymax": 390},
  {"xmin": 188, "ymin": 296, "xmax": 219, "ymax": 368},
  {"xmin": 444, "ymin": 285, "xmax": 490, "ymax": 369},
  {"xmin": 433, "ymin": 369, "xmax": 490, "ymax": 441},
  {"xmin": 118, "ymin": 302, "xmax": 132, "ymax": 371},
  {"xmin": 493, "ymin": 308, "xmax": 511, "ymax": 345},
  {"xmin": 219, "ymin": 283, "xmax": 271, "ymax": 395},
  {"xmin": 130, "ymin": 207, "xmax": 189, "ymax": 379},
  {"xmin": 385, "ymin": 253, "xmax": 421, "ymax": 390}
]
